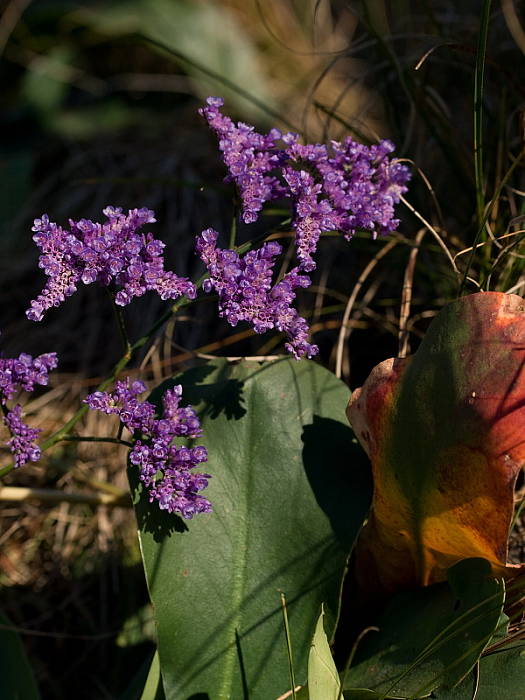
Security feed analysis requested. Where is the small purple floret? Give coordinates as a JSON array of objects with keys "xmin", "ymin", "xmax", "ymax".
[
  {"xmin": 27, "ymin": 207, "xmax": 196, "ymax": 322},
  {"xmin": 196, "ymin": 228, "xmax": 318, "ymax": 360},
  {"xmin": 84, "ymin": 379, "xmax": 211, "ymax": 519}
]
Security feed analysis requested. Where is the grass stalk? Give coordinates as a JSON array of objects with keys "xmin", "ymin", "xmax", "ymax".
[
  {"xmin": 280, "ymin": 592, "xmax": 297, "ymax": 700},
  {"xmin": 473, "ymin": 0, "xmax": 492, "ymax": 228}
]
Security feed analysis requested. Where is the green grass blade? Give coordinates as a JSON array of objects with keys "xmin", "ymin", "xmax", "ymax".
[
  {"xmin": 473, "ymin": 0, "xmax": 492, "ymax": 226},
  {"xmin": 281, "ymin": 592, "xmax": 297, "ymax": 700}
]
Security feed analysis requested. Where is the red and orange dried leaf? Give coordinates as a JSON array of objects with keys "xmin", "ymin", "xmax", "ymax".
[{"xmin": 347, "ymin": 292, "xmax": 525, "ymax": 600}]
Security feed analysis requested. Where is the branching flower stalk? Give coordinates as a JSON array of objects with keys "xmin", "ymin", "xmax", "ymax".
[
  {"xmin": 0, "ymin": 96, "xmax": 409, "ymax": 519},
  {"xmin": 0, "ymin": 227, "xmax": 293, "ymax": 479}
]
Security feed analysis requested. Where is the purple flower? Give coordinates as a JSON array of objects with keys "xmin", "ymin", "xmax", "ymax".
[
  {"xmin": 3, "ymin": 405, "xmax": 41, "ymax": 468},
  {"xmin": 195, "ymin": 228, "xmax": 318, "ymax": 360},
  {"xmin": 200, "ymin": 97, "xmax": 411, "ymax": 270},
  {"xmin": 287, "ymin": 138, "xmax": 410, "ymax": 242},
  {"xmin": 27, "ymin": 207, "xmax": 196, "ymax": 322},
  {"xmin": 0, "ymin": 352, "xmax": 57, "ymax": 402},
  {"xmin": 199, "ymin": 97, "xmax": 292, "ymax": 224},
  {"xmin": 0, "ymin": 350, "xmax": 57, "ymax": 467},
  {"xmin": 85, "ymin": 379, "xmax": 211, "ymax": 519},
  {"xmin": 281, "ymin": 167, "xmax": 339, "ymax": 273}
]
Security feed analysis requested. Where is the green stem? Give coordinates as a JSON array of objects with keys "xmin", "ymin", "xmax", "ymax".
[
  {"xmin": 459, "ymin": 148, "xmax": 524, "ymax": 295},
  {"xmin": 0, "ymin": 290, "xmax": 196, "ymax": 479},
  {"xmin": 280, "ymin": 592, "xmax": 297, "ymax": 700},
  {"xmin": 228, "ymin": 210, "xmax": 238, "ymax": 249},
  {"xmin": 61, "ymin": 436, "xmax": 134, "ymax": 448},
  {"xmin": 511, "ymin": 493, "xmax": 525, "ymax": 530},
  {"xmin": 474, "ymin": 0, "xmax": 492, "ymax": 228},
  {"xmin": 109, "ymin": 291, "xmax": 132, "ymax": 357}
]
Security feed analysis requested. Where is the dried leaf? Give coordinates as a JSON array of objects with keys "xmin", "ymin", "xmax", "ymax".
[{"xmin": 347, "ymin": 292, "xmax": 525, "ymax": 599}]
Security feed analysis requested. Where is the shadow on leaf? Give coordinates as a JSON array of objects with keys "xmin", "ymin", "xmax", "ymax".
[
  {"xmin": 153, "ymin": 362, "xmax": 246, "ymax": 421},
  {"xmin": 127, "ymin": 468, "xmax": 188, "ymax": 542},
  {"xmin": 302, "ymin": 416, "xmax": 372, "ymax": 552}
]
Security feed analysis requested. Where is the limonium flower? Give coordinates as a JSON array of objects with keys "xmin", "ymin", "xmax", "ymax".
[
  {"xmin": 85, "ymin": 379, "xmax": 211, "ymax": 519},
  {"xmin": 200, "ymin": 96, "xmax": 411, "ymax": 271},
  {"xmin": 195, "ymin": 228, "xmax": 318, "ymax": 359},
  {"xmin": 199, "ymin": 96, "xmax": 289, "ymax": 224},
  {"xmin": 4, "ymin": 405, "xmax": 41, "ymax": 468},
  {"xmin": 26, "ymin": 207, "xmax": 196, "ymax": 322},
  {"xmin": 0, "ymin": 351, "xmax": 58, "ymax": 467}
]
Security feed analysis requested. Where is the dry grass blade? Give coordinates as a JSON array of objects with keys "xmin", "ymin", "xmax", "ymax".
[
  {"xmin": 398, "ymin": 228, "xmax": 427, "ymax": 358},
  {"xmin": 0, "ymin": 486, "xmax": 131, "ymax": 508},
  {"xmin": 502, "ymin": 0, "xmax": 525, "ymax": 55},
  {"xmin": 335, "ymin": 238, "xmax": 397, "ymax": 379},
  {"xmin": 506, "ymin": 278, "xmax": 525, "ymax": 294},
  {"xmin": 400, "ymin": 195, "xmax": 459, "ymax": 275},
  {"xmin": 453, "ymin": 228, "xmax": 525, "ymax": 261}
]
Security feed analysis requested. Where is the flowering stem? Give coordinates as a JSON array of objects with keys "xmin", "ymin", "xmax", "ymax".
[
  {"xmin": 0, "ymin": 222, "xmax": 293, "ymax": 480},
  {"xmin": 109, "ymin": 291, "xmax": 132, "ymax": 358}
]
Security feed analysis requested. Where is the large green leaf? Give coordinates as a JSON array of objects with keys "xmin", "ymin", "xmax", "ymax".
[
  {"xmin": 343, "ymin": 559, "xmax": 504, "ymax": 698},
  {"xmin": 129, "ymin": 358, "xmax": 372, "ymax": 699},
  {"xmin": 0, "ymin": 609, "xmax": 40, "ymax": 699}
]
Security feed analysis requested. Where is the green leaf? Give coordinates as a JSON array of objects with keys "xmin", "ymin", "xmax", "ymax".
[
  {"xmin": 308, "ymin": 606, "xmax": 345, "ymax": 700},
  {"xmin": 119, "ymin": 650, "xmax": 164, "ymax": 700},
  {"xmin": 0, "ymin": 609, "xmax": 40, "ymax": 699},
  {"xmin": 343, "ymin": 559, "xmax": 504, "ymax": 698},
  {"xmin": 140, "ymin": 652, "xmax": 165, "ymax": 700},
  {"xmin": 130, "ymin": 358, "xmax": 372, "ymax": 699},
  {"xmin": 433, "ymin": 614, "xmax": 525, "ymax": 700}
]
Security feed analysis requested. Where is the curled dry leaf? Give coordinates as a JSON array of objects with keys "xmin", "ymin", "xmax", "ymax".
[{"xmin": 347, "ymin": 292, "xmax": 525, "ymax": 600}]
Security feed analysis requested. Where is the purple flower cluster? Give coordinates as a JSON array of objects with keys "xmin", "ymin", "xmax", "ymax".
[
  {"xmin": 196, "ymin": 229, "xmax": 318, "ymax": 359},
  {"xmin": 284, "ymin": 140, "xmax": 410, "ymax": 270},
  {"xmin": 0, "ymin": 351, "xmax": 58, "ymax": 468},
  {"xmin": 0, "ymin": 352, "xmax": 58, "ymax": 401},
  {"xmin": 27, "ymin": 207, "xmax": 196, "ymax": 322},
  {"xmin": 200, "ymin": 96, "xmax": 410, "ymax": 271},
  {"xmin": 85, "ymin": 379, "xmax": 211, "ymax": 519},
  {"xmin": 200, "ymin": 97, "xmax": 289, "ymax": 224},
  {"xmin": 4, "ymin": 405, "xmax": 41, "ymax": 468}
]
